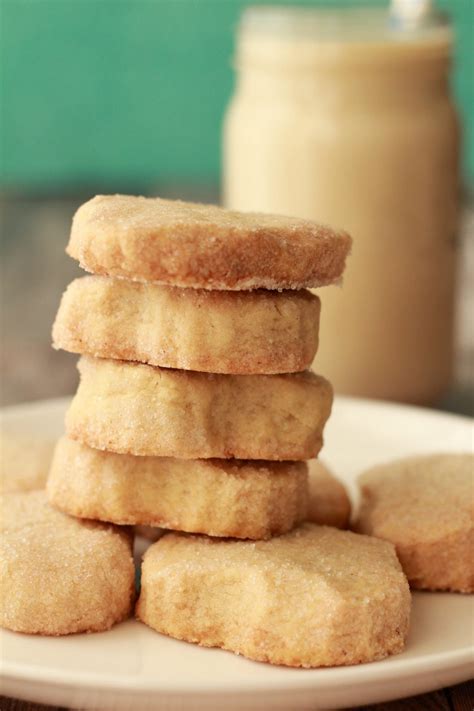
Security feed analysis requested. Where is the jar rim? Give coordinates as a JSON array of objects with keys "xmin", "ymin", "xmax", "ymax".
[{"xmin": 240, "ymin": 6, "xmax": 452, "ymax": 45}]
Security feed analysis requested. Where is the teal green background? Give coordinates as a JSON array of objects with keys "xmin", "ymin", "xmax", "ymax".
[{"xmin": 1, "ymin": 0, "xmax": 473, "ymax": 190}]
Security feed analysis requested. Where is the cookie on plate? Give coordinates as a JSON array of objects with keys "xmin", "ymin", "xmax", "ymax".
[
  {"xmin": 48, "ymin": 437, "xmax": 308, "ymax": 539},
  {"xmin": 136, "ymin": 523, "xmax": 410, "ymax": 667},
  {"xmin": 0, "ymin": 491, "xmax": 135, "ymax": 635},
  {"xmin": 0, "ymin": 431, "xmax": 55, "ymax": 493},
  {"xmin": 307, "ymin": 460, "xmax": 351, "ymax": 529},
  {"xmin": 52, "ymin": 276, "xmax": 320, "ymax": 374},
  {"xmin": 67, "ymin": 194, "xmax": 351, "ymax": 290},
  {"xmin": 66, "ymin": 357, "xmax": 333, "ymax": 460},
  {"xmin": 355, "ymin": 454, "xmax": 474, "ymax": 592}
]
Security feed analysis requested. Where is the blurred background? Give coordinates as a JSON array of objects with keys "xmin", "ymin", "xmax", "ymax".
[{"xmin": 1, "ymin": 0, "xmax": 473, "ymax": 411}]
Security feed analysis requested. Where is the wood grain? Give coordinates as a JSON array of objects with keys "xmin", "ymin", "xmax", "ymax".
[
  {"xmin": 0, "ymin": 700, "xmax": 65, "ymax": 711},
  {"xmin": 448, "ymin": 679, "xmax": 474, "ymax": 711}
]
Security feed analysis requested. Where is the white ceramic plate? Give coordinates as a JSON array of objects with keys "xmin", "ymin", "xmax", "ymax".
[{"xmin": 1, "ymin": 397, "xmax": 473, "ymax": 711}]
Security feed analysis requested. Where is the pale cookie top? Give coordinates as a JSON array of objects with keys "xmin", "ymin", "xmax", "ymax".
[
  {"xmin": 146, "ymin": 523, "xmax": 407, "ymax": 603},
  {"xmin": 0, "ymin": 490, "xmax": 135, "ymax": 635},
  {"xmin": 0, "ymin": 490, "xmax": 126, "ymax": 539},
  {"xmin": 357, "ymin": 454, "xmax": 474, "ymax": 544},
  {"xmin": 0, "ymin": 432, "xmax": 55, "ymax": 494},
  {"xmin": 68, "ymin": 194, "xmax": 352, "ymax": 290},
  {"xmin": 0, "ymin": 491, "xmax": 133, "ymax": 589}
]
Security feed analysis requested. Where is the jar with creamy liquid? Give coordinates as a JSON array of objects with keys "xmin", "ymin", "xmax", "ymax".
[{"xmin": 223, "ymin": 6, "xmax": 460, "ymax": 405}]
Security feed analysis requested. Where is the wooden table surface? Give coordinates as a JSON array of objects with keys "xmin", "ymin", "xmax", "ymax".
[{"xmin": 1, "ymin": 679, "xmax": 472, "ymax": 710}]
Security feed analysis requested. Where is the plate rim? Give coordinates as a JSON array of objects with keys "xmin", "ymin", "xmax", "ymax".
[{"xmin": 1, "ymin": 632, "xmax": 473, "ymax": 694}]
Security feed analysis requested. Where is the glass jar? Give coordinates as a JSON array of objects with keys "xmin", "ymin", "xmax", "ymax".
[{"xmin": 223, "ymin": 6, "xmax": 460, "ymax": 405}]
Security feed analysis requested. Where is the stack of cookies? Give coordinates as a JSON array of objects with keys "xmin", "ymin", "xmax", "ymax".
[
  {"xmin": 48, "ymin": 194, "xmax": 351, "ymax": 540},
  {"xmin": 38, "ymin": 195, "xmax": 412, "ymax": 666}
]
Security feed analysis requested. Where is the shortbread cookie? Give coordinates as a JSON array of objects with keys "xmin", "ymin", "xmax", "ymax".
[
  {"xmin": 0, "ymin": 432, "xmax": 55, "ymax": 493},
  {"xmin": 136, "ymin": 524, "xmax": 410, "ymax": 667},
  {"xmin": 355, "ymin": 454, "xmax": 474, "ymax": 592},
  {"xmin": 0, "ymin": 491, "xmax": 135, "ymax": 635},
  {"xmin": 307, "ymin": 460, "xmax": 351, "ymax": 529},
  {"xmin": 48, "ymin": 437, "xmax": 308, "ymax": 539},
  {"xmin": 136, "ymin": 459, "xmax": 350, "ymax": 542},
  {"xmin": 66, "ymin": 357, "xmax": 333, "ymax": 460},
  {"xmin": 52, "ymin": 276, "xmax": 320, "ymax": 374},
  {"xmin": 67, "ymin": 195, "xmax": 351, "ymax": 290}
]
